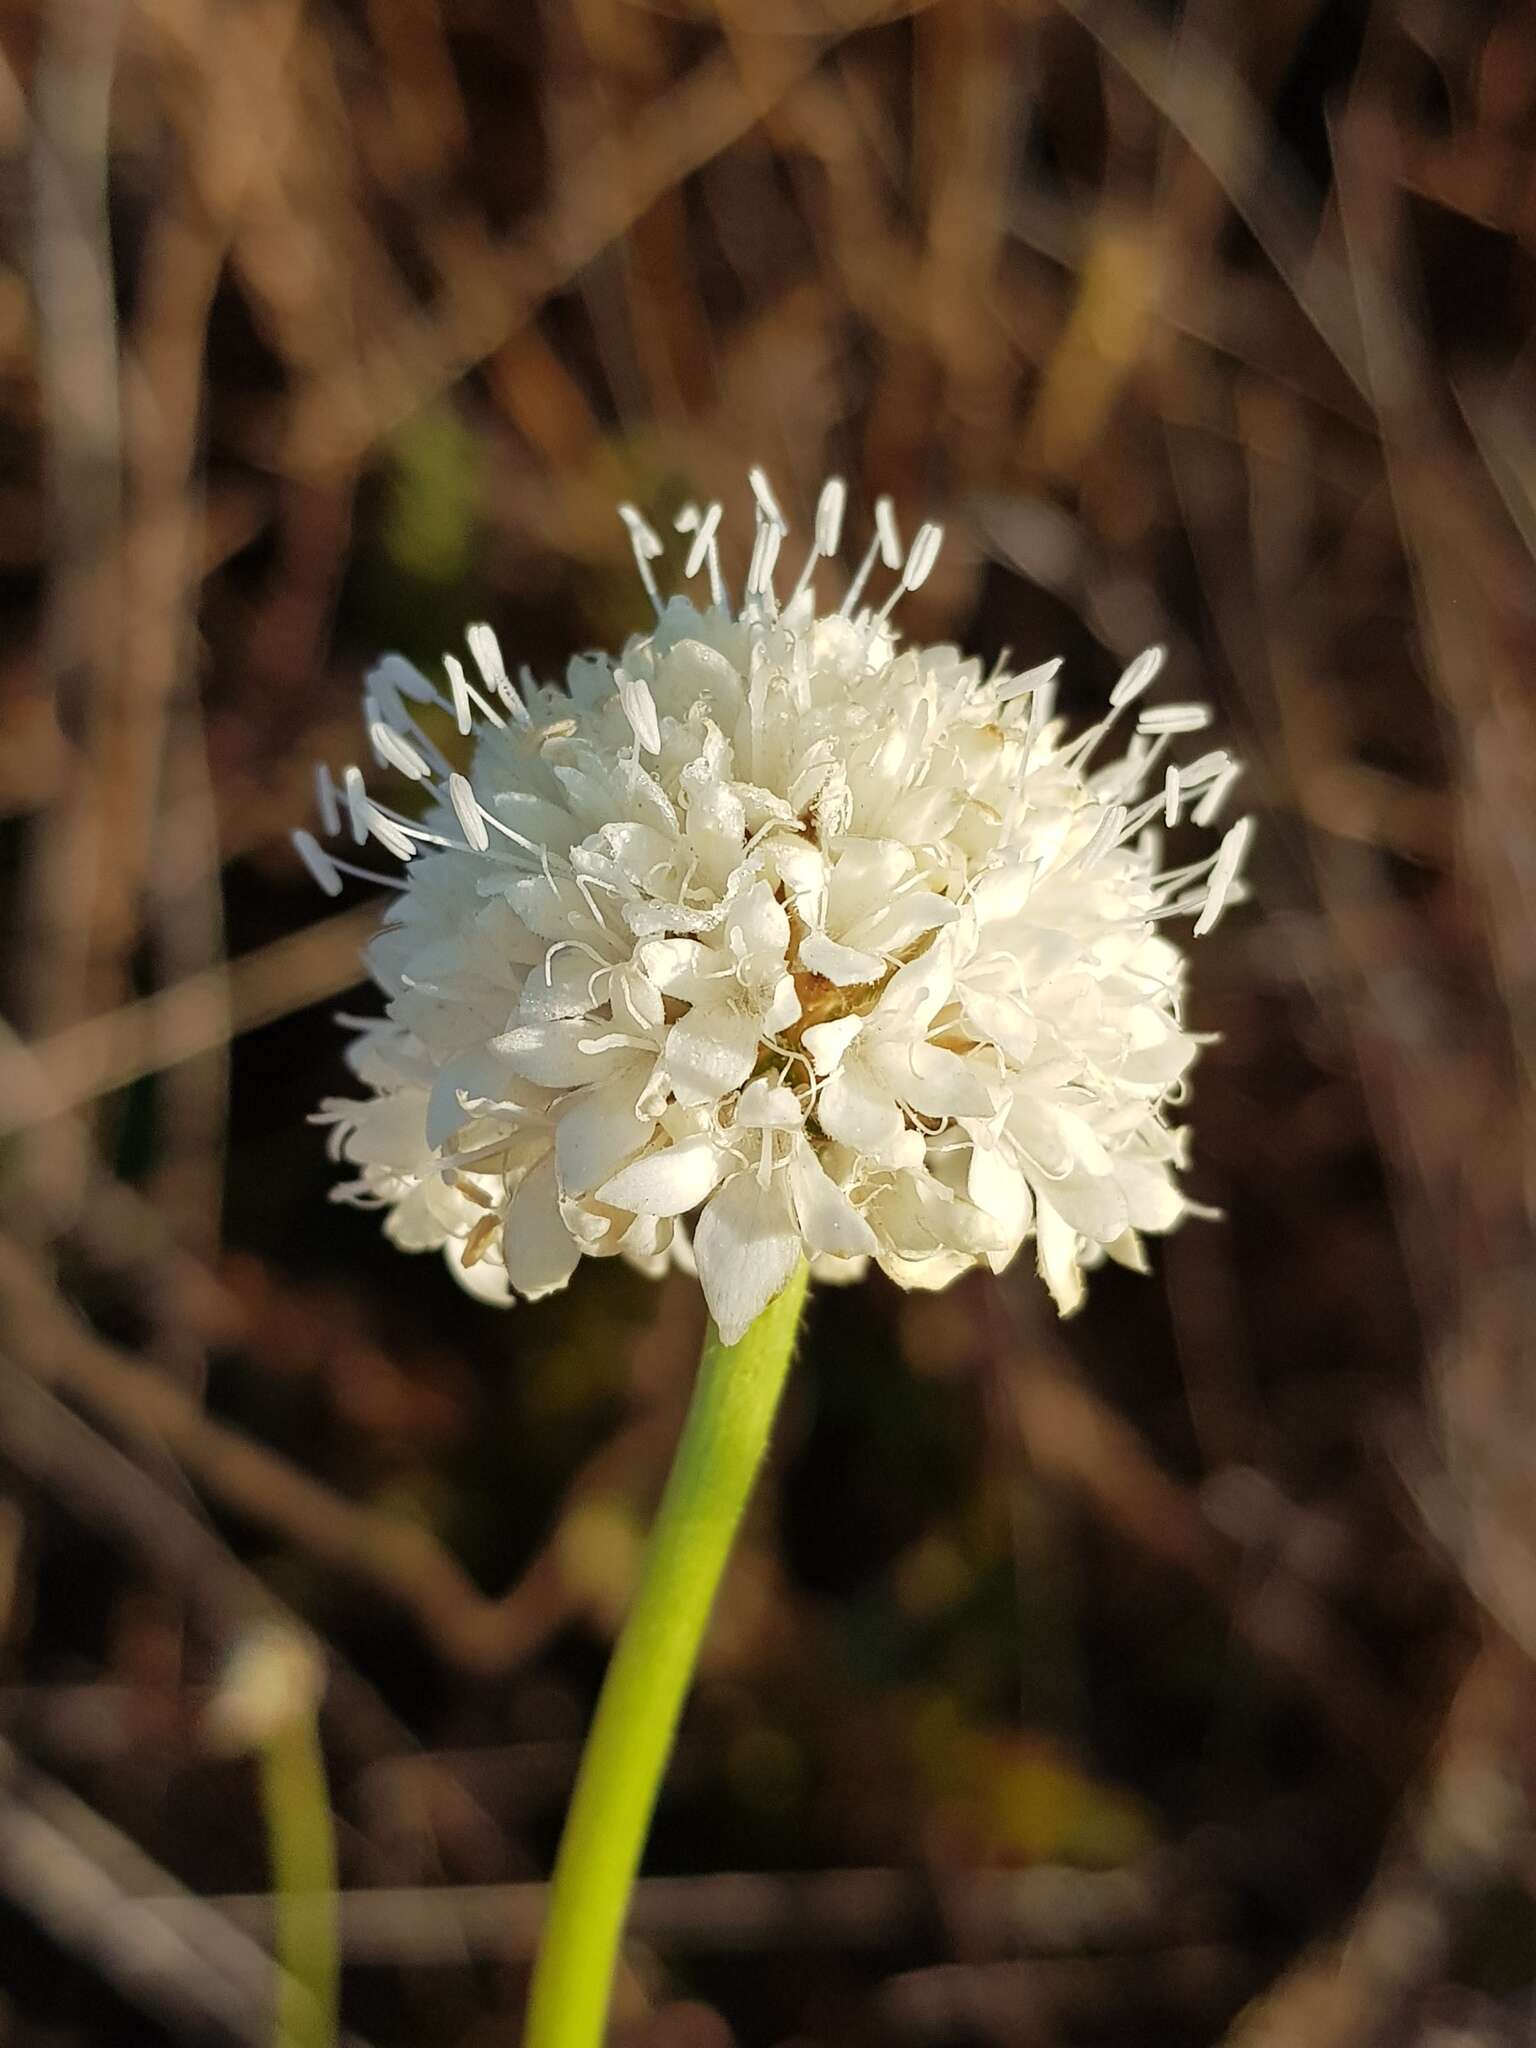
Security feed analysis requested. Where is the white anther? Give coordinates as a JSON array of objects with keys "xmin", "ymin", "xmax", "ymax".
[
  {"xmin": 448, "ymin": 773, "xmax": 490, "ymax": 852},
  {"xmin": 292, "ymin": 829, "xmax": 343, "ymax": 897},
  {"xmin": 1110, "ymin": 645, "xmax": 1167, "ymax": 708}
]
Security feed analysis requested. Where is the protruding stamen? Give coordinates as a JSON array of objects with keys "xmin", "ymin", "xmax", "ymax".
[
  {"xmin": 342, "ymin": 765, "xmax": 370, "ymax": 846},
  {"xmin": 329, "ymin": 856, "xmax": 407, "ymax": 891},
  {"xmin": 678, "ymin": 501, "xmax": 724, "ymax": 607},
  {"xmin": 746, "ymin": 516, "xmax": 784, "ymax": 602},
  {"xmin": 874, "ymin": 496, "xmax": 902, "ymax": 568},
  {"xmin": 789, "ymin": 477, "xmax": 849, "ymax": 608},
  {"xmin": 448, "ymin": 772, "xmax": 491, "ymax": 852},
  {"xmin": 293, "ymin": 828, "xmax": 344, "ymax": 897},
  {"xmin": 1163, "ymin": 766, "xmax": 1181, "ymax": 828},
  {"xmin": 314, "ymin": 763, "xmax": 341, "ymax": 837},
  {"xmin": 363, "ymin": 673, "xmax": 458, "ymax": 780},
  {"xmin": 617, "ymin": 503, "xmax": 665, "ymax": 615},
  {"xmin": 1110, "ymin": 645, "xmax": 1167, "ymax": 708},
  {"xmin": 1024, "ymin": 671, "xmax": 1059, "ymax": 753},
  {"xmin": 367, "ymin": 654, "xmax": 437, "ymax": 724},
  {"xmin": 996, "ymin": 657, "xmax": 1062, "ymax": 707},
  {"xmin": 903, "ymin": 521, "xmax": 943, "ymax": 592},
  {"xmin": 1137, "ymin": 703, "xmax": 1212, "ymax": 736},
  {"xmin": 682, "ymin": 502, "xmax": 718, "ymax": 575},
  {"xmin": 1176, "ymin": 749, "xmax": 1230, "ymax": 790},
  {"xmin": 815, "ymin": 477, "xmax": 847, "ymax": 557},
  {"xmin": 370, "ymin": 720, "xmax": 431, "ymax": 780},
  {"xmin": 841, "ymin": 495, "xmax": 900, "ymax": 615},
  {"xmin": 364, "ymin": 803, "xmax": 417, "ymax": 863},
  {"xmin": 445, "ymin": 654, "xmax": 473, "ymax": 735},
  {"xmin": 878, "ymin": 520, "xmax": 944, "ymax": 619},
  {"xmin": 748, "ymin": 467, "xmax": 787, "ymax": 533},
  {"xmin": 1192, "ymin": 760, "xmax": 1242, "ymax": 827},
  {"xmin": 1064, "ymin": 803, "xmax": 1127, "ymax": 874},
  {"xmin": 1193, "ymin": 817, "xmax": 1252, "ymax": 935},
  {"xmin": 467, "ymin": 623, "xmax": 508, "ymax": 697},
  {"xmin": 445, "ymin": 652, "xmax": 510, "ymax": 733}
]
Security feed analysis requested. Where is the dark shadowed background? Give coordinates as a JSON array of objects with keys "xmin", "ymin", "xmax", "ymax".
[{"xmin": 4, "ymin": 0, "xmax": 1536, "ymax": 2042}]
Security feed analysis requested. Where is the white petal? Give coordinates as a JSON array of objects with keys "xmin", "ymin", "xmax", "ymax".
[
  {"xmin": 597, "ymin": 1134, "xmax": 728, "ymax": 1216},
  {"xmin": 654, "ymin": 637, "xmax": 745, "ymax": 726},
  {"xmin": 670, "ymin": 1216, "xmax": 697, "ymax": 1276},
  {"xmin": 445, "ymin": 1238, "xmax": 513, "ymax": 1306},
  {"xmin": 763, "ymin": 974, "xmax": 802, "ymax": 1034},
  {"xmin": 1119, "ymin": 1020, "xmax": 1197, "ymax": 1092},
  {"xmin": 598, "ymin": 821, "xmax": 680, "ymax": 893},
  {"xmin": 970, "ymin": 863, "xmax": 1037, "ymax": 926},
  {"xmin": 519, "ymin": 947, "xmax": 608, "ymax": 1023},
  {"xmin": 845, "ymin": 892, "xmax": 959, "ymax": 958},
  {"xmin": 341, "ymin": 1090, "xmax": 431, "ymax": 1170},
  {"xmin": 736, "ymin": 1078, "xmax": 804, "ymax": 1130},
  {"xmin": 799, "ymin": 932, "xmax": 885, "ymax": 986},
  {"xmin": 554, "ymin": 1067, "xmax": 654, "ymax": 1195},
  {"xmin": 958, "ymin": 987, "xmax": 1038, "ymax": 1065},
  {"xmin": 502, "ymin": 1155, "xmax": 581, "ymax": 1300},
  {"xmin": 506, "ymin": 873, "xmax": 615, "ymax": 949},
  {"xmin": 807, "ymin": 1251, "xmax": 868, "ymax": 1287},
  {"xmin": 693, "ymin": 1171, "xmax": 803, "ymax": 1345},
  {"xmin": 788, "ymin": 1144, "xmax": 877, "ymax": 1258},
  {"xmin": 967, "ymin": 1142, "xmax": 1033, "ymax": 1243},
  {"xmin": 634, "ymin": 937, "xmax": 711, "ymax": 1000},
  {"xmin": 825, "ymin": 839, "xmax": 914, "ymax": 928},
  {"xmin": 876, "ymin": 1243, "xmax": 973, "ymax": 1292},
  {"xmin": 872, "ymin": 942, "xmax": 954, "ymax": 1036},
  {"xmin": 1118, "ymin": 1157, "xmax": 1185, "ymax": 1232},
  {"xmin": 816, "ymin": 1061, "xmax": 905, "ymax": 1155},
  {"xmin": 615, "ymin": 666, "xmax": 661, "ymax": 752},
  {"xmin": 726, "ymin": 881, "xmax": 790, "ymax": 962},
  {"xmin": 1035, "ymin": 1197, "xmax": 1085, "ymax": 1317},
  {"xmin": 1055, "ymin": 1108, "xmax": 1115, "ymax": 1177},
  {"xmin": 610, "ymin": 963, "xmax": 666, "ymax": 1037},
  {"xmin": 1006, "ymin": 1096, "xmax": 1074, "ymax": 1180},
  {"xmin": 1034, "ymin": 1166, "xmax": 1126, "ymax": 1244},
  {"xmin": 879, "ymin": 1043, "xmax": 996, "ymax": 1120},
  {"xmin": 425, "ymin": 1051, "xmax": 536, "ymax": 1151},
  {"xmin": 664, "ymin": 1005, "xmax": 762, "ymax": 1106},
  {"xmin": 802, "ymin": 1014, "xmax": 863, "ymax": 1076},
  {"xmin": 1103, "ymin": 1228, "xmax": 1151, "ymax": 1273},
  {"xmin": 771, "ymin": 840, "xmax": 828, "ymax": 923},
  {"xmin": 495, "ymin": 1020, "xmax": 628, "ymax": 1089},
  {"xmin": 385, "ymin": 1181, "xmax": 451, "ymax": 1252}
]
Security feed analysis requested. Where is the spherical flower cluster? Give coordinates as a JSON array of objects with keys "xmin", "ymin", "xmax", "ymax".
[{"xmin": 298, "ymin": 478, "xmax": 1250, "ymax": 1342}]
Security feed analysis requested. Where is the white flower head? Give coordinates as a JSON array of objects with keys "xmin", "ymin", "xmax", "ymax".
[{"xmin": 302, "ymin": 479, "xmax": 1251, "ymax": 1342}]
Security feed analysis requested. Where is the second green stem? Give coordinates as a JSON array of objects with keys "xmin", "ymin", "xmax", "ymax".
[{"xmin": 260, "ymin": 1707, "xmax": 339, "ymax": 2048}]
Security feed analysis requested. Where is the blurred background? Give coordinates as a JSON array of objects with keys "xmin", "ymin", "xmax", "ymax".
[{"xmin": 4, "ymin": 0, "xmax": 1536, "ymax": 2042}]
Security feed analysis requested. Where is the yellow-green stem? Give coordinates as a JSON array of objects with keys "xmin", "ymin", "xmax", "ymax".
[
  {"xmin": 259, "ymin": 1711, "xmax": 340, "ymax": 2048},
  {"xmin": 522, "ymin": 1265, "xmax": 810, "ymax": 2048}
]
